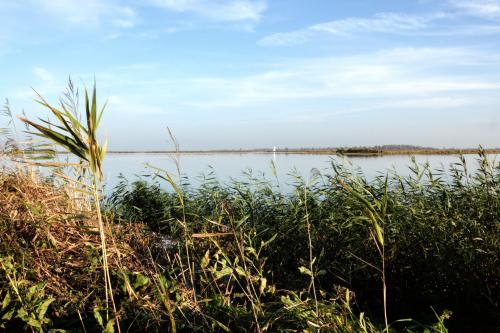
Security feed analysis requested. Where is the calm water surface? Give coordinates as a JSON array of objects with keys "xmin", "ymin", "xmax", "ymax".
[{"xmin": 101, "ymin": 153, "xmax": 499, "ymax": 191}]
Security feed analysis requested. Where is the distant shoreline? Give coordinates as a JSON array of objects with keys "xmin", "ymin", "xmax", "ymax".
[{"xmin": 101, "ymin": 148, "xmax": 500, "ymax": 156}]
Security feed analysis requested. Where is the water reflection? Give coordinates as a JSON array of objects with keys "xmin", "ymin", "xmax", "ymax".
[{"xmin": 101, "ymin": 153, "xmax": 499, "ymax": 191}]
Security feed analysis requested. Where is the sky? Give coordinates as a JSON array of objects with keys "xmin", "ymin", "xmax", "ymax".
[{"xmin": 0, "ymin": 0, "xmax": 500, "ymax": 150}]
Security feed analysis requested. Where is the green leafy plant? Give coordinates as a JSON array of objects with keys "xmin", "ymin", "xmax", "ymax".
[{"xmin": 0, "ymin": 256, "xmax": 54, "ymax": 332}]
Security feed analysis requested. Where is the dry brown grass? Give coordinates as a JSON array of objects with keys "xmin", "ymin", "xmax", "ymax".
[{"xmin": 0, "ymin": 171, "xmax": 156, "ymax": 307}]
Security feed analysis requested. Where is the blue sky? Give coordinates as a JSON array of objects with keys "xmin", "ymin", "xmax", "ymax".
[{"xmin": 1, "ymin": 0, "xmax": 500, "ymax": 150}]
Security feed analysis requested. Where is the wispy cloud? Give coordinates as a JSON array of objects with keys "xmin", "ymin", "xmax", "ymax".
[
  {"xmin": 34, "ymin": 67, "xmax": 54, "ymax": 83},
  {"xmin": 259, "ymin": 12, "xmax": 441, "ymax": 46},
  {"xmin": 107, "ymin": 95, "xmax": 174, "ymax": 115},
  {"xmin": 172, "ymin": 47, "xmax": 500, "ymax": 110},
  {"xmin": 150, "ymin": 0, "xmax": 267, "ymax": 22},
  {"xmin": 259, "ymin": 3, "xmax": 500, "ymax": 47},
  {"xmin": 12, "ymin": 67, "xmax": 61, "ymax": 104},
  {"xmin": 33, "ymin": 0, "xmax": 137, "ymax": 28},
  {"xmin": 310, "ymin": 13, "xmax": 434, "ymax": 35},
  {"xmin": 450, "ymin": 0, "xmax": 500, "ymax": 19}
]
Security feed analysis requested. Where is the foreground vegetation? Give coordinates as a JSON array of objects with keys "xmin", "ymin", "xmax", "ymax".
[
  {"xmin": 106, "ymin": 153, "xmax": 499, "ymax": 332},
  {"xmin": 0, "ymin": 82, "xmax": 498, "ymax": 332},
  {"xmin": 1, "ymin": 154, "xmax": 499, "ymax": 331}
]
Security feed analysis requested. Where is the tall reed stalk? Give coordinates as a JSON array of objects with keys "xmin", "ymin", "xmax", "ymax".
[
  {"xmin": 341, "ymin": 175, "xmax": 389, "ymax": 332},
  {"xmin": 303, "ymin": 183, "xmax": 320, "ymax": 327},
  {"xmin": 18, "ymin": 83, "xmax": 120, "ymax": 331}
]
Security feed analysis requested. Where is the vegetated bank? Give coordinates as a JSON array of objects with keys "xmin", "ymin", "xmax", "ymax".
[
  {"xmin": 102, "ymin": 145, "xmax": 500, "ymax": 156},
  {"xmin": 0, "ymin": 152, "xmax": 498, "ymax": 332}
]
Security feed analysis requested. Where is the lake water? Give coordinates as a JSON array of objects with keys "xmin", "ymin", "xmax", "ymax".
[{"xmin": 100, "ymin": 153, "xmax": 499, "ymax": 191}]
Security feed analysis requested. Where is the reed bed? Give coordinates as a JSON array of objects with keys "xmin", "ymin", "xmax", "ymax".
[{"xmin": 105, "ymin": 153, "xmax": 499, "ymax": 332}]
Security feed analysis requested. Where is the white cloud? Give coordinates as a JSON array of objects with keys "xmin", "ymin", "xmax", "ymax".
[
  {"xmin": 33, "ymin": 0, "xmax": 137, "ymax": 28},
  {"xmin": 107, "ymin": 95, "xmax": 173, "ymax": 115},
  {"xmin": 20, "ymin": 48, "xmax": 500, "ymax": 120},
  {"xmin": 150, "ymin": 0, "xmax": 267, "ymax": 22},
  {"xmin": 408, "ymin": 23, "xmax": 500, "ymax": 37},
  {"xmin": 450, "ymin": 0, "xmax": 500, "ymax": 19},
  {"xmin": 16, "ymin": 67, "xmax": 63, "ymax": 100},
  {"xmin": 172, "ymin": 47, "xmax": 500, "ymax": 110},
  {"xmin": 34, "ymin": 67, "xmax": 54, "ymax": 83},
  {"xmin": 258, "ymin": 30, "xmax": 311, "ymax": 46},
  {"xmin": 259, "ymin": 12, "xmax": 441, "ymax": 46},
  {"xmin": 259, "ymin": 6, "xmax": 500, "ymax": 47},
  {"xmin": 311, "ymin": 13, "xmax": 432, "ymax": 35}
]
